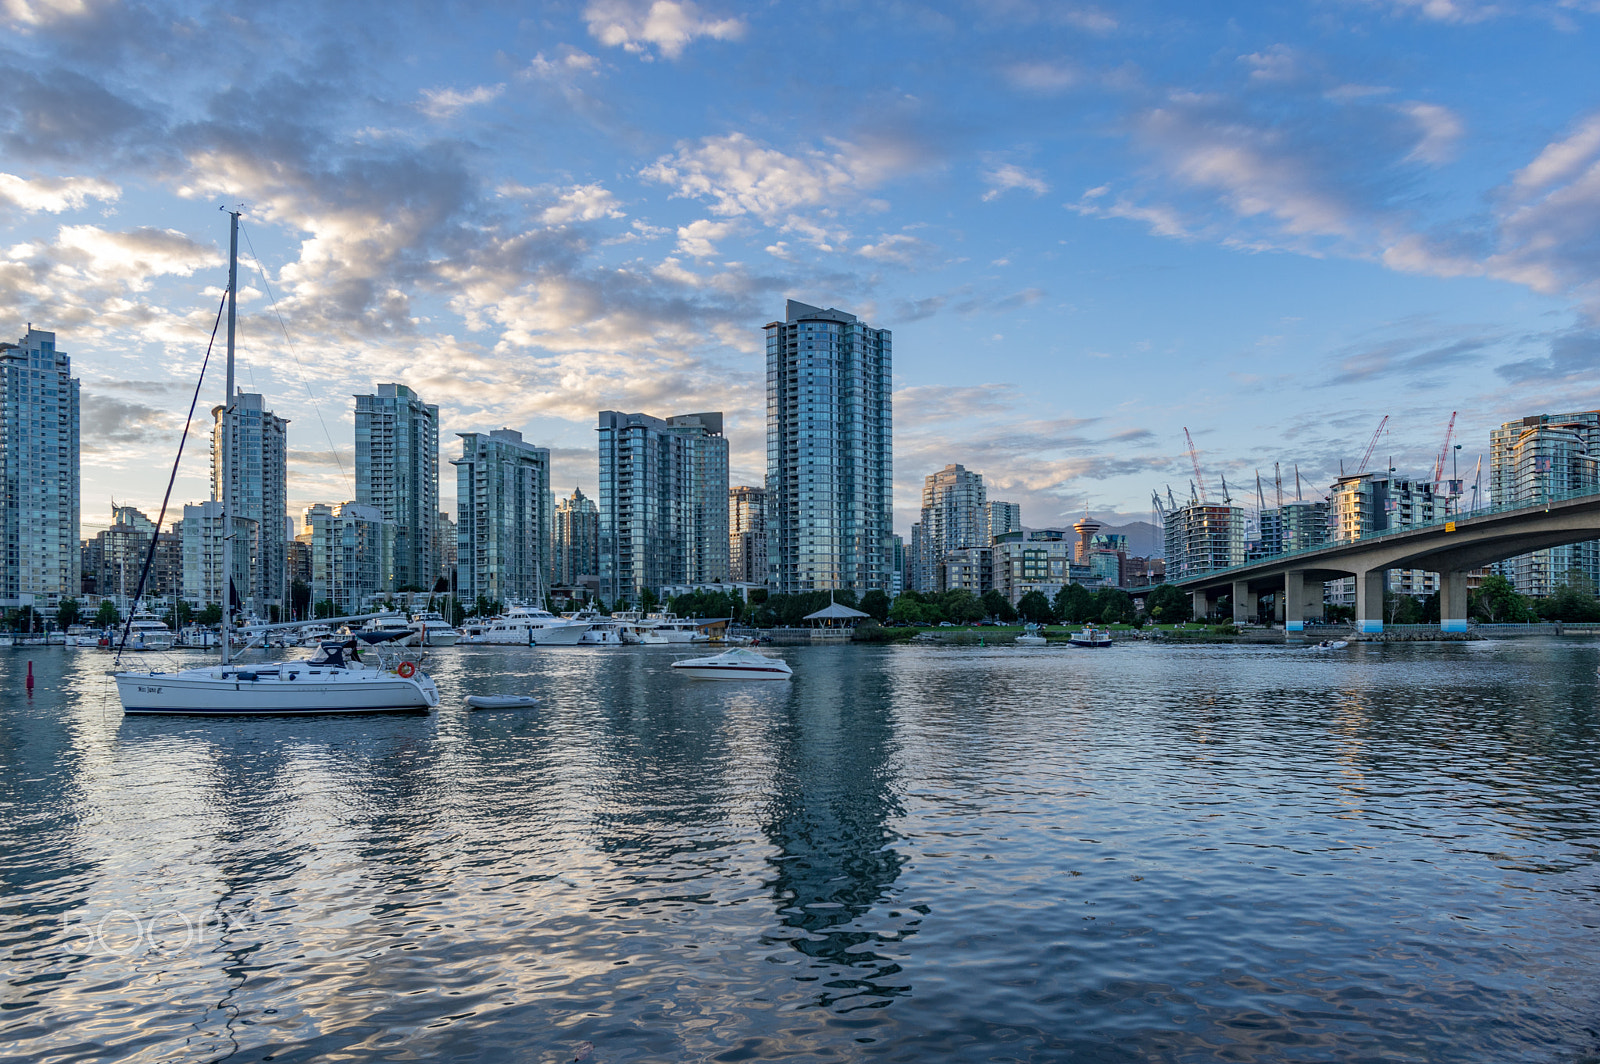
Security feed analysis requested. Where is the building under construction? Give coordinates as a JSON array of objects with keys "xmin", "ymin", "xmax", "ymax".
[{"xmin": 1161, "ymin": 500, "xmax": 1245, "ymax": 579}]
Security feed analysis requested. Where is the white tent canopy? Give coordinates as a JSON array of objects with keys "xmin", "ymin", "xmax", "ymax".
[{"xmin": 803, "ymin": 601, "xmax": 871, "ymax": 623}]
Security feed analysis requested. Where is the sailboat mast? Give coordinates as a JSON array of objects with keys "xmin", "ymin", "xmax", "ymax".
[{"xmin": 222, "ymin": 209, "xmax": 239, "ymax": 666}]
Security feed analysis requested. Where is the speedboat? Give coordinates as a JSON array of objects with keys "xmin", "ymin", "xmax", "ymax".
[
  {"xmin": 409, "ymin": 611, "xmax": 461, "ymax": 647},
  {"xmin": 1015, "ymin": 624, "xmax": 1047, "ymax": 646},
  {"xmin": 670, "ymin": 647, "xmax": 792, "ymax": 681},
  {"xmin": 114, "ymin": 640, "xmax": 439, "ymax": 715},
  {"xmin": 1068, "ymin": 626, "xmax": 1113, "ymax": 648},
  {"xmin": 1305, "ymin": 639, "xmax": 1349, "ymax": 650}
]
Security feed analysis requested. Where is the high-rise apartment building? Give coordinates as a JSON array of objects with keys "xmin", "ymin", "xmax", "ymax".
[
  {"xmin": 985, "ymin": 500, "xmax": 1023, "ymax": 544},
  {"xmin": 212, "ymin": 390, "xmax": 288, "ymax": 616},
  {"xmin": 765, "ymin": 300, "xmax": 893, "ymax": 595},
  {"xmin": 84, "ymin": 504, "xmax": 181, "ymax": 608},
  {"xmin": 1162, "ymin": 502, "xmax": 1246, "ymax": 580},
  {"xmin": 911, "ymin": 463, "xmax": 987, "ymax": 592},
  {"xmin": 728, "ymin": 485, "xmax": 767, "ymax": 585},
  {"xmin": 1490, "ymin": 412, "xmax": 1600, "ymax": 596},
  {"xmin": 302, "ymin": 501, "xmax": 395, "ymax": 614},
  {"xmin": 355, "ymin": 383, "xmax": 440, "ymax": 591},
  {"xmin": 453, "ymin": 429, "xmax": 551, "ymax": 605},
  {"xmin": 1328, "ymin": 473, "xmax": 1443, "ymax": 599},
  {"xmin": 1, "ymin": 328, "xmax": 80, "ymax": 614},
  {"xmin": 180, "ymin": 500, "xmax": 249, "ymax": 609},
  {"xmin": 437, "ymin": 511, "xmax": 457, "ymax": 591},
  {"xmin": 597, "ymin": 410, "xmax": 729, "ymax": 605},
  {"xmin": 553, "ymin": 486, "xmax": 600, "ymax": 586},
  {"xmin": 1258, "ymin": 499, "xmax": 1329, "ymax": 557}
]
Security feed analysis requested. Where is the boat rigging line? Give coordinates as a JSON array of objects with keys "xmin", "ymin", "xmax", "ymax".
[
  {"xmin": 238, "ymin": 220, "xmax": 353, "ymax": 495},
  {"xmin": 112, "ymin": 288, "xmax": 228, "ymax": 666}
]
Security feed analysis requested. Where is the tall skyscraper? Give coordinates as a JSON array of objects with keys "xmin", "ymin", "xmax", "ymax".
[
  {"xmin": 355, "ymin": 383, "xmax": 440, "ymax": 591},
  {"xmin": 596, "ymin": 410, "xmax": 729, "ymax": 605},
  {"xmin": 985, "ymin": 500, "xmax": 1023, "ymax": 544},
  {"xmin": 0, "ymin": 327, "xmax": 80, "ymax": 615},
  {"xmin": 729, "ymin": 485, "xmax": 768, "ymax": 585},
  {"xmin": 1327, "ymin": 472, "xmax": 1443, "ymax": 599},
  {"xmin": 1490, "ymin": 412, "xmax": 1600, "ymax": 596},
  {"xmin": 453, "ymin": 428, "xmax": 551, "ymax": 605},
  {"xmin": 212, "ymin": 390, "xmax": 288, "ymax": 616},
  {"xmin": 764, "ymin": 300, "xmax": 892, "ymax": 595},
  {"xmin": 553, "ymin": 486, "xmax": 600, "ymax": 586},
  {"xmin": 912, "ymin": 463, "xmax": 987, "ymax": 591}
]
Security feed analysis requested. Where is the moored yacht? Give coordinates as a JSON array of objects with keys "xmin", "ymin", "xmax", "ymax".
[
  {"xmin": 346, "ymin": 611, "xmax": 418, "ymax": 646},
  {"xmin": 409, "ymin": 611, "xmax": 461, "ymax": 647},
  {"xmin": 479, "ymin": 604, "xmax": 587, "ymax": 646},
  {"xmin": 643, "ymin": 612, "xmax": 714, "ymax": 643},
  {"xmin": 121, "ymin": 608, "xmax": 176, "ymax": 651}
]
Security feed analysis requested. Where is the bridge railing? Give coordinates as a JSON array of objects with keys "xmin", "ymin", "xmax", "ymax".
[{"xmin": 1174, "ymin": 484, "xmax": 1600, "ymax": 584}]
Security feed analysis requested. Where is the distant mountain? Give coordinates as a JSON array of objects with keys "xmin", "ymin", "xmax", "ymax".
[{"xmin": 1098, "ymin": 520, "xmax": 1162, "ymax": 557}]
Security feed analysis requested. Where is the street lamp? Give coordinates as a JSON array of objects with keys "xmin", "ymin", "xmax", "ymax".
[{"xmin": 1452, "ymin": 444, "xmax": 1461, "ymax": 515}]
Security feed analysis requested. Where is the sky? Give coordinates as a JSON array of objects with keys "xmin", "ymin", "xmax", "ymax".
[{"xmin": 3, "ymin": 0, "xmax": 1599, "ymax": 540}]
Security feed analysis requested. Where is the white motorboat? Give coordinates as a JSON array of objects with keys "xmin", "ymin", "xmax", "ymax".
[
  {"xmin": 65, "ymin": 624, "xmax": 104, "ymax": 648},
  {"xmin": 644, "ymin": 612, "xmax": 714, "ymax": 643},
  {"xmin": 457, "ymin": 619, "xmax": 492, "ymax": 644},
  {"xmin": 118, "ymin": 608, "xmax": 176, "ymax": 651},
  {"xmin": 177, "ymin": 624, "xmax": 220, "ymax": 649},
  {"xmin": 347, "ymin": 611, "xmax": 418, "ymax": 646},
  {"xmin": 113, "ymin": 211, "xmax": 441, "ymax": 717},
  {"xmin": 466, "ymin": 694, "xmax": 540, "ymax": 710},
  {"xmin": 1305, "ymin": 639, "xmax": 1350, "ymax": 650},
  {"xmin": 1068, "ymin": 626, "xmax": 1113, "ymax": 648},
  {"xmin": 116, "ymin": 640, "xmax": 438, "ymax": 715},
  {"xmin": 478, "ymin": 605, "xmax": 587, "ymax": 646},
  {"xmin": 409, "ymin": 611, "xmax": 461, "ymax": 647},
  {"xmin": 670, "ymin": 647, "xmax": 792, "ymax": 681},
  {"xmin": 1015, "ymin": 624, "xmax": 1047, "ymax": 647},
  {"xmin": 296, "ymin": 623, "xmax": 334, "ymax": 646}
]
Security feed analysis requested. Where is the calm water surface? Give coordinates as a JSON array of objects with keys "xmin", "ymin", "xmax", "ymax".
[{"xmin": 2, "ymin": 639, "xmax": 1599, "ymax": 1063}]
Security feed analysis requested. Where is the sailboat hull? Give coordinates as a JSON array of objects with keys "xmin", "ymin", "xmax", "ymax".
[{"xmin": 115, "ymin": 668, "xmax": 438, "ymax": 715}]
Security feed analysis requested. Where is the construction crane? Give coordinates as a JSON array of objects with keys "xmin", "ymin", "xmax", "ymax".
[
  {"xmin": 1255, "ymin": 470, "xmax": 1266, "ymax": 516},
  {"xmin": 1355, "ymin": 415, "xmax": 1389, "ymax": 475},
  {"xmin": 1471, "ymin": 455, "xmax": 1483, "ymax": 510},
  {"xmin": 1294, "ymin": 463, "xmax": 1303, "ymax": 501},
  {"xmin": 1183, "ymin": 427, "xmax": 1208, "ymax": 503},
  {"xmin": 1274, "ymin": 462, "xmax": 1284, "ymax": 510},
  {"xmin": 1430, "ymin": 411, "xmax": 1458, "ymax": 485},
  {"xmin": 1219, "ymin": 472, "xmax": 1233, "ymax": 505}
]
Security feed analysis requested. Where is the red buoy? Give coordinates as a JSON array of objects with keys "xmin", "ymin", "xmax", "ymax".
[{"xmin": 26, "ymin": 660, "xmax": 34, "ymax": 694}]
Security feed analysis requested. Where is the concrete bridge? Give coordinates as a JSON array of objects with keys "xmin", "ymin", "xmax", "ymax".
[{"xmin": 1172, "ymin": 492, "xmax": 1600, "ymax": 633}]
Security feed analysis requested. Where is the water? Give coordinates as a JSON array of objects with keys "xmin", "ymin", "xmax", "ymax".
[{"xmin": 3, "ymin": 639, "xmax": 1599, "ymax": 1063}]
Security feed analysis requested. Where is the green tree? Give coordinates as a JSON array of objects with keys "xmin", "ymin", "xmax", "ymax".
[
  {"xmin": 859, "ymin": 589, "xmax": 891, "ymax": 623},
  {"xmin": 1094, "ymin": 587, "xmax": 1135, "ymax": 624},
  {"xmin": 312, "ymin": 600, "xmax": 337, "ymax": 620},
  {"xmin": 433, "ymin": 575, "xmax": 450, "ymax": 593},
  {"xmin": 197, "ymin": 603, "xmax": 224, "ymax": 626},
  {"xmin": 290, "ymin": 579, "xmax": 312, "ymax": 619},
  {"xmin": 94, "ymin": 599, "xmax": 121, "ymax": 628},
  {"xmin": 1144, "ymin": 584, "xmax": 1191, "ymax": 624},
  {"xmin": 1470, "ymin": 574, "xmax": 1534, "ymax": 623},
  {"xmin": 1539, "ymin": 570, "xmax": 1600, "ymax": 622},
  {"xmin": 640, "ymin": 588, "xmax": 660, "ymax": 613},
  {"xmin": 1016, "ymin": 590, "xmax": 1054, "ymax": 624},
  {"xmin": 1054, "ymin": 583, "xmax": 1094, "ymax": 624},
  {"xmin": 162, "ymin": 600, "xmax": 194, "ymax": 630},
  {"xmin": 981, "ymin": 589, "xmax": 1017, "ymax": 623},
  {"xmin": 55, "ymin": 597, "xmax": 82, "ymax": 629},
  {"xmin": 938, "ymin": 588, "xmax": 984, "ymax": 624}
]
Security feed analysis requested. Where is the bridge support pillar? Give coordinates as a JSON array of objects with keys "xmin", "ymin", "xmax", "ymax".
[
  {"xmin": 1439, "ymin": 570, "xmax": 1470, "ymax": 633},
  {"xmin": 1273, "ymin": 591, "xmax": 1285, "ymax": 625},
  {"xmin": 1191, "ymin": 590, "xmax": 1208, "ymax": 621},
  {"xmin": 1284, "ymin": 570, "xmax": 1310, "ymax": 631},
  {"xmin": 1355, "ymin": 569, "xmax": 1384, "ymax": 634},
  {"xmin": 1232, "ymin": 580, "xmax": 1256, "ymax": 625}
]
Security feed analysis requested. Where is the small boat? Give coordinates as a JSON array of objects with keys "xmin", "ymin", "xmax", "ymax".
[
  {"xmin": 1305, "ymin": 639, "xmax": 1349, "ymax": 650},
  {"xmin": 409, "ymin": 611, "xmax": 461, "ymax": 647},
  {"xmin": 670, "ymin": 647, "xmax": 792, "ymax": 681},
  {"xmin": 347, "ymin": 611, "xmax": 418, "ymax": 646},
  {"xmin": 466, "ymin": 694, "xmax": 541, "ymax": 710},
  {"xmin": 1015, "ymin": 624, "xmax": 1047, "ymax": 646},
  {"xmin": 1068, "ymin": 626, "xmax": 1113, "ymax": 648}
]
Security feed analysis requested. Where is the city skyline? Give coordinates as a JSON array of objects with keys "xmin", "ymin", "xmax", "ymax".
[{"xmin": 2, "ymin": 3, "xmax": 1598, "ymax": 539}]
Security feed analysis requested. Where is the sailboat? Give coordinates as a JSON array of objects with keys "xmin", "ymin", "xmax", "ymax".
[{"xmin": 113, "ymin": 210, "xmax": 439, "ymax": 715}]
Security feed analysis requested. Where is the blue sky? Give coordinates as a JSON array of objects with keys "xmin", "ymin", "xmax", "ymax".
[{"xmin": 3, "ymin": 0, "xmax": 1598, "ymax": 538}]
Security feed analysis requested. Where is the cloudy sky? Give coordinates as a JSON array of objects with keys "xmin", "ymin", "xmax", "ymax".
[{"xmin": 4, "ymin": 0, "xmax": 1598, "ymax": 538}]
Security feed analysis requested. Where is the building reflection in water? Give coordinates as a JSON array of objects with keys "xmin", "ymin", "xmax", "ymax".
[{"xmin": 759, "ymin": 650, "xmax": 918, "ymax": 1011}]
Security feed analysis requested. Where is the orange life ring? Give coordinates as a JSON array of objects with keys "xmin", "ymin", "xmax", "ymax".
[{"xmin": 396, "ymin": 661, "xmax": 416, "ymax": 679}]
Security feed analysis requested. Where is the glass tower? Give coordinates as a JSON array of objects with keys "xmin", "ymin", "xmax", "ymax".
[
  {"xmin": 355, "ymin": 383, "xmax": 440, "ymax": 592},
  {"xmin": 0, "ymin": 328, "xmax": 80, "ymax": 615},
  {"xmin": 453, "ymin": 428, "xmax": 551, "ymax": 605},
  {"xmin": 764, "ymin": 300, "xmax": 892, "ymax": 595},
  {"xmin": 211, "ymin": 390, "xmax": 289, "ymax": 616},
  {"xmin": 1490, "ymin": 412, "xmax": 1600, "ymax": 596}
]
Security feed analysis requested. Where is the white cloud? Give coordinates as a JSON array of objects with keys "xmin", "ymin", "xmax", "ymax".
[
  {"xmin": 1238, "ymin": 45, "xmax": 1300, "ymax": 83},
  {"xmin": 981, "ymin": 162, "xmax": 1050, "ymax": 201},
  {"xmin": 858, "ymin": 232, "xmax": 937, "ymax": 265},
  {"xmin": 583, "ymin": 0, "xmax": 744, "ymax": 59},
  {"xmin": 55, "ymin": 225, "xmax": 219, "ymax": 283},
  {"xmin": 1400, "ymin": 102, "xmax": 1464, "ymax": 165},
  {"xmin": 1, "ymin": 0, "xmax": 91, "ymax": 28},
  {"xmin": 0, "ymin": 172, "xmax": 119, "ymax": 213},
  {"xmin": 538, "ymin": 184, "xmax": 626, "ymax": 225},
  {"xmin": 675, "ymin": 217, "xmax": 736, "ymax": 257},
  {"xmin": 418, "ymin": 83, "xmax": 504, "ymax": 119},
  {"xmin": 1512, "ymin": 113, "xmax": 1600, "ymax": 194},
  {"xmin": 1004, "ymin": 61, "xmax": 1077, "ymax": 93}
]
